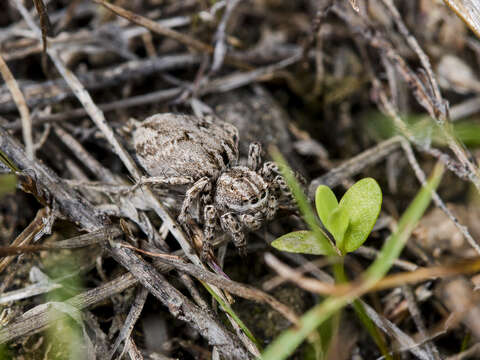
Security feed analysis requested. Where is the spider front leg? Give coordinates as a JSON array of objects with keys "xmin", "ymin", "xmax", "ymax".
[
  {"xmin": 128, "ymin": 175, "xmax": 194, "ymax": 193},
  {"xmin": 261, "ymin": 161, "xmax": 306, "ymax": 185},
  {"xmin": 240, "ymin": 212, "xmax": 263, "ymax": 231},
  {"xmin": 248, "ymin": 142, "xmax": 262, "ymax": 171},
  {"xmin": 273, "ymin": 174, "xmax": 297, "ymax": 208},
  {"xmin": 262, "ymin": 161, "xmax": 305, "ymax": 206},
  {"xmin": 261, "ymin": 161, "xmax": 293, "ymax": 198},
  {"xmin": 220, "ymin": 212, "xmax": 247, "ymax": 256},
  {"xmin": 178, "ymin": 177, "xmax": 212, "ymax": 224},
  {"xmin": 202, "ymin": 205, "xmax": 217, "ymax": 259},
  {"xmin": 265, "ymin": 190, "xmax": 279, "ymax": 221}
]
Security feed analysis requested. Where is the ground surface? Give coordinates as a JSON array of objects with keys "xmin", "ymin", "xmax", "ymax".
[{"xmin": 1, "ymin": 1, "xmax": 480, "ymax": 359}]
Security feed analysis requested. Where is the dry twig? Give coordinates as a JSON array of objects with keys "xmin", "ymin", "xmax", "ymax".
[{"xmin": 0, "ymin": 53, "xmax": 34, "ymax": 159}]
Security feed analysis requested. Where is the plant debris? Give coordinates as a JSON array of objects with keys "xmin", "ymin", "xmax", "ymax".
[{"xmin": 1, "ymin": 1, "xmax": 480, "ymax": 359}]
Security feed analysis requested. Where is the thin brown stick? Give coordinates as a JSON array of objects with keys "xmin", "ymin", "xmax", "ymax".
[
  {"xmin": 400, "ymin": 139, "xmax": 480, "ymax": 255},
  {"xmin": 266, "ymin": 253, "xmax": 480, "ymax": 296},
  {"xmin": 116, "ymin": 242, "xmax": 300, "ymax": 325},
  {"xmin": 0, "ymin": 226, "xmax": 121, "ymax": 256},
  {"xmin": 90, "ymin": 0, "xmax": 252, "ymax": 71},
  {"xmin": 0, "ymin": 53, "xmax": 33, "ymax": 159},
  {"xmin": 403, "ymin": 285, "xmax": 442, "ymax": 360},
  {"xmin": 91, "ymin": 0, "xmax": 213, "ymax": 53},
  {"xmin": 0, "ymin": 273, "xmax": 138, "ymax": 344},
  {"xmin": 0, "ymin": 54, "xmax": 200, "ymax": 114},
  {"xmin": 380, "ymin": 0, "xmax": 442, "ymax": 105},
  {"xmin": 32, "ymin": 0, "xmax": 52, "ymax": 75},
  {"xmin": 308, "ymin": 136, "xmax": 403, "ymax": 195},
  {"xmin": 0, "ymin": 208, "xmax": 47, "ymax": 274},
  {"xmin": 108, "ymin": 286, "xmax": 148, "ymax": 360},
  {"xmin": 32, "ymin": 0, "xmax": 52, "ymax": 53},
  {"xmin": 334, "ymin": 3, "xmax": 480, "ymax": 192}
]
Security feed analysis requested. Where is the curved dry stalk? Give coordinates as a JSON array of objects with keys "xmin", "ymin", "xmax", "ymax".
[
  {"xmin": 92, "ymin": 0, "xmax": 213, "ymax": 53},
  {"xmin": 443, "ymin": 0, "xmax": 480, "ymax": 39},
  {"xmin": 266, "ymin": 253, "xmax": 480, "ymax": 296},
  {"xmin": 117, "ymin": 242, "xmax": 300, "ymax": 325},
  {"xmin": 334, "ymin": 3, "xmax": 480, "ymax": 193},
  {"xmin": 0, "ymin": 54, "xmax": 33, "ymax": 159}
]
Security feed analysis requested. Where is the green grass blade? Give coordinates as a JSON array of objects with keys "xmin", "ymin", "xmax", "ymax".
[
  {"xmin": 0, "ymin": 149, "xmax": 19, "ymax": 172},
  {"xmin": 202, "ymin": 281, "xmax": 262, "ymax": 350},
  {"xmin": 261, "ymin": 162, "xmax": 444, "ymax": 360},
  {"xmin": 364, "ymin": 162, "xmax": 443, "ymax": 282},
  {"xmin": 334, "ymin": 261, "xmax": 392, "ymax": 359}
]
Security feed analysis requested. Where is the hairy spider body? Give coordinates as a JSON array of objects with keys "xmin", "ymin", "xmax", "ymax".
[{"xmin": 132, "ymin": 113, "xmax": 295, "ymax": 256}]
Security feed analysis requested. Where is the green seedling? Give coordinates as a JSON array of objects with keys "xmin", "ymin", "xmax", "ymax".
[
  {"xmin": 264, "ymin": 163, "xmax": 444, "ymax": 360},
  {"xmin": 271, "ymin": 178, "xmax": 382, "ymax": 255}
]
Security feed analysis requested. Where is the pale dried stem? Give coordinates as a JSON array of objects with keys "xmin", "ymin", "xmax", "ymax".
[
  {"xmin": 400, "ymin": 139, "xmax": 480, "ymax": 255},
  {"xmin": 0, "ymin": 208, "xmax": 47, "ymax": 274},
  {"xmin": 336, "ymin": 3, "xmax": 480, "ymax": 193},
  {"xmin": 375, "ymin": 82, "xmax": 480, "ymax": 255},
  {"xmin": 92, "ymin": 0, "xmax": 213, "ymax": 53},
  {"xmin": 0, "ymin": 53, "xmax": 34, "ymax": 159},
  {"xmin": 403, "ymin": 285, "xmax": 442, "ymax": 360},
  {"xmin": 380, "ymin": 0, "xmax": 443, "ymax": 104},
  {"xmin": 211, "ymin": 0, "xmax": 241, "ymax": 72}
]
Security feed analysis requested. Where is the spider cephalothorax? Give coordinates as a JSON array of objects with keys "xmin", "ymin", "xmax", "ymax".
[{"xmin": 132, "ymin": 113, "xmax": 297, "ymax": 256}]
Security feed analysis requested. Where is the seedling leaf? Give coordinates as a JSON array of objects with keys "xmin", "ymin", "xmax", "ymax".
[
  {"xmin": 271, "ymin": 230, "xmax": 330, "ymax": 255},
  {"xmin": 315, "ymin": 185, "xmax": 339, "ymax": 227},
  {"xmin": 338, "ymin": 178, "xmax": 382, "ymax": 253},
  {"xmin": 327, "ymin": 207, "xmax": 350, "ymax": 252}
]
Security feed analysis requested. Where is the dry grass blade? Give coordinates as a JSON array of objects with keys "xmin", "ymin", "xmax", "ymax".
[
  {"xmin": 91, "ymin": 0, "xmax": 213, "ymax": 53},
  {"xmin": 32, "ymin": 0, "xmax": 52, "ymax": 75},
  {"xmin": 381, "ymin": 0, "xmax": 442, "ymax": 104},
  {"xmin": 0, "ymin": 226, "xmax": 119, "ymax": 256},
  {"xmin": 211, "ymin": 0, "xmax": 241, "ymax": 72},
  {"xmin": 0, "ymin": 53, "xmax": 34, "ymax": 159},
  {"xmin": 444, "ymin": 0, "xmax": 480, "ymax": 39},
  {"xmin": 403, "ymin": 285, "xmax": 442, "ymax": 360},
  {"xmin": 0, "ymin": 54, "xmax": 201, "ymax": 113},
  {"xmin": 0, "ymin": 273, "xmax": 138, "ymax": 344},
  {"xmin": 117, "ymin": 242, "xmax": 300, "ymax": 325},
  {"xmin": 267, "ymin": 255, "xmax": 480, "ymax": 296},
  {"xmin": 0, "ymin": 208, "xmax": 47, "ymax": 274},
  {"xmin": 107, "ymin": 287, "xmax": 148, "ymax": 360},
  {"xmin": 369, "ymin": 258, "xmax": 480, "ymax": 293},
  {"xmin": 32, "ymin": 0, "xmax": 52, "ymax": 52},
  {"xmin": 349, "ymin": 0, "xmax": 359, "ymax": 12},
  {"xmin": 308, "ymin": 136, "xmax": 403, "ymax": 195}
]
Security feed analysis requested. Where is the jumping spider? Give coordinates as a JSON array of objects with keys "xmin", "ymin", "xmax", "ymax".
[{"xmin": 132, "ymin": 113, "xmax": 298, "ymax": 256}]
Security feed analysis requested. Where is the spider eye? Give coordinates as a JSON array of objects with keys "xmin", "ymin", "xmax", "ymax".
[{"xmin": 261, "ymin": 190, "xmax": 267, "ymax": 199}]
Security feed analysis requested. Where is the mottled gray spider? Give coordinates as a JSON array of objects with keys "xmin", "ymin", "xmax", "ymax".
[{"xmin": 131, "ymin": 113, "xmax": 297, "ymax": 256}]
